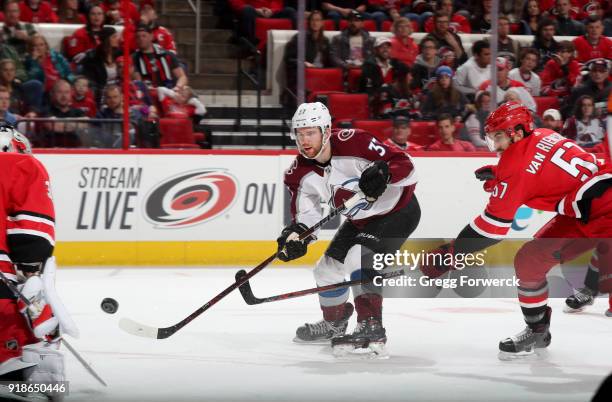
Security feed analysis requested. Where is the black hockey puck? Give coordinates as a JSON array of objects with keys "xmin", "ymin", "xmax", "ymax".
[{"xmin": 101, "ymin": 298, "xmax": 119, "ymax": 314}]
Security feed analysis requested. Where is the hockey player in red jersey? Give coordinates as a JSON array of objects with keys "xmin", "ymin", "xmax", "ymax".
[
  {"xmin": 420, "ymin": 101, "xmax": 612, "ymax": 358},
  {"xmin": 0, "ymin": 122, "xmax": 76, "ymax": 395},
  {"xmin": 278, "ymin": 102, "xmax": 420, "ymax": 356}
]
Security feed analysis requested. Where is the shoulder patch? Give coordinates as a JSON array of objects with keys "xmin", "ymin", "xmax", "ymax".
[{"xmin": 337, "ymin": 129, "xmax": 356, "ymax": 142}]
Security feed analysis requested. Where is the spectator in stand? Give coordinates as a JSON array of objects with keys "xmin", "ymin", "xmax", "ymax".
[
  {"xmin": 382, "ymin": 69, "xmax": 421, "ymax": 119},
  {"xmin": 384, "ymin": 115, "xmax": 422, "ymax": 152},
  {"xmin": 42, "ymin": 79, "xmax": 87, "ymax": 147},
  {"xmin": 421, "ymin": 65, "xmax": 468, "ymax": 121},
  {"xmin": 132, "ymin": 23, "xmax": 187, "ymax": 89},
  {"xmin": 71, "ymin": 76, "xmax": 96, "ymax": 118},
  {"xmin": 390, "ymin": 18, "xmax": 418, "ymax": 67},
  {"xmin": 79, "ymin": 26, "xmax": 121, "ymax": 99},
  {"xmin": 411, "ymin": 37, "xmax": 439, "ymax": 90},
  {"xmin": 284, "ymin": 10, "xmax": 331, "ymax": 104},
  {"xmin": 509, "ymin": 48, "xmax": 541, "ymax": 96},
  {"xmin": 494, "ymin": 15, "xmax": 520, "ymax": 67},
  {"xmin": 539, "ymin": 40, "xmax": 580, "ymax": 98},
  {"xmin": 57, "ymin": 0, "xmax": 86, "ymax": 24},
  {"xmin": 25, "ymin": 34, "xmax": 75, "ymax": 94},
  {"xmin": 453, "ymin": 40, "xmax": 490, "ymax": 98},
  {"xmin": 0, "ymin": 41, "xmax": 28, "ymax": 83},
  {"xmin": 423, "ymin": 11, "xmax": 466, "ymax": 65},
  {"xmin": 359, "ymin": 36, "xmax": 408, "ymax": 115},
  {"xmin": 157, "ymin": 86, "xmax": 206, "ymax": 121},
  {"xmin": 140, "ymin": 2, "xmax": 177, "ymax": 54},
  {"xmin": 95, "ymin": 84, "xmax": 142, "ymax": 148},
  {"xmin": 365, "ymin": 0, "xmax": 412, "ymax": 31},
  {"xmin": 532, "ymin": 19, "xmax": 559, "ymax": 70},
  {"xmin": 573, "ymin": 16, "xmax": 612, "ymax": 64},
  {"xmin": 0, "ymin": 86, "xmax": 18, "ymax": 125},
  {"xmin": 423, "ymin": 0, "xmax": 471, "ymax": 33},
  {"xmin": 519, "ymin": 0, "xmax": 543, "ymax": 34},
  {"xmin": 1, "ymin": 1, "xmax": 37, "ymax": 56},
  {"xmin": 116, "ymin": 55, "xmax": 157, "ymax": 119},
  {"xmin": 541, "ymin": 108, "xmax": 563, "ymax": 130},
  {"xmin": 102, "ymin": 0, "xmax": 140, "ymax": 26},
  {"xmin": 321, "ymin": 0, "xmax": 365, "ymax": 30},
  {"xmin": 562, "ymin": 95, "xmax": 605, "ymax": 146},
  {"xmin": 553, "ymin": 0, "xmax": 585, "ymax": 36},
  {"xmin": 330, "ymin": 10, "xmax": 374, "ymax": 70},
  {"xmin": 0, "ymin": 58, "xmax": 43, "ymax": 114},
  {"xmin": 470, "ymin": 0, "xmax": 492, "ymax": 33},
  {"xmin": 19, "ymin": 0, "xmax": 58, "ymax": 23},
  {"xmin": 479, "ymin": 57, "xmax": 536, "ymax": 112},
  {"xmin": 462, "ymin": 90, "xmax": 491, "ymax": 150},
  {"xmin": 229, "ymin": 0, "xmax": 296, "ymax": 46},
  {"xmin": 426, "ymin": 113, "xmax": 476, "ymax": 151},
  {"xmin": 565, "ymin": 58, "xmax": 611, "ymax": 117},
  {"xmin": 65, "ymin": 5, "xmax": 105, "ymax": 63}
]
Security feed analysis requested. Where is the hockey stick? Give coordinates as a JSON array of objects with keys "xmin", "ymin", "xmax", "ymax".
[
  {"xmin": 0, "ymin": 270, "xmax": 107, "ymax": 387},
  {"xmin": 236, "ymin": 268, "xmax": 403, "ymax": 305},
  {"xmin": 119, "ymin": 192, "xmax": 370, "ymax": 340}
]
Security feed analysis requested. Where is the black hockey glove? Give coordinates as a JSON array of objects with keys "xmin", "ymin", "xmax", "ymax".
[
  {"xmin": 277, "ymin": 222, "xmax": 311, "ymax": 262},
  {"xmin": 359, "ymin": 160, "xmax": 390, "ymax": 199}
]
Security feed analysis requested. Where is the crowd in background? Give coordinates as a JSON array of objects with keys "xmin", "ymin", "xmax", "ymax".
[
  {"xmin": 0, "ymin": 0, "xmax": 207, "ymax": 148},
  {"xmin": 225, "ymin": 0, "xmax": 612, "ymax": 151}
]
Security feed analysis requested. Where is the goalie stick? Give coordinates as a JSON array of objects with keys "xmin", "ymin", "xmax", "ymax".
[
  {"xmin": 119, "ymin": 192, "xmax": 370, "ymax": 339},
  {"xmin": 236, "ymin": 268, "xmax": 403, "ymax": 305},
  {"xmin": 0, "ymin": 270, "xmax": 107, "ymax": 387}
]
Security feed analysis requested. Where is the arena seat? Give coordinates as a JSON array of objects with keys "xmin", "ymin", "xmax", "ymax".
[
  {"xmin": 305, "ymin": 67, "xmax": 344, "ymax": 101},
  {"xmin": 347, "ymin": 68, "xmax": 362, "ymax": 92},
  {"xmin": 323, "ymin": 19, "xmax": 348, "ymax": 31},
  {"xmin": 352, "ymin": 119, "xmax": 393, "ymax": 141},
  {"xmin": 159, "ymin": 118, "xmax": 200, "ymax": 149},
  {"xmin": 255, "ymin": 18, "xmax": 292, "ymax": 51},
  {"xmin": 327, "ymin": 93, "xmax": 369, "ymax": 123},
  {"xmin": 363, "ymin": 20, "xmax": 377, "ymax": 32},
  {"xmin": 408, "ymin": 121, "xmax": 438, "ymax": 146},
  {"xmin": 534, "ymin": 96, "xmax": 561, "ymax": 116}
]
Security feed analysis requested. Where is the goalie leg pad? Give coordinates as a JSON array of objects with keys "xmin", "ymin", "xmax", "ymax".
[{"xmin": 22, "ymin": 342, "xmax": 65, "ymax": 384}]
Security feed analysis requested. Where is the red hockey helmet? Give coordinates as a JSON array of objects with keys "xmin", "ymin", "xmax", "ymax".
[{"xmin": 484, "ymin": 101, "xmax": 534, "ymax": 135}]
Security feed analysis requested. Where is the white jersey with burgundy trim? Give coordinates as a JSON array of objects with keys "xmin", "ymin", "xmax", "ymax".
[
  {"xmin": 0, "ymin": 153, "xmax": 55, "ymax": 281},
  {"xmin": 285, "ymin": 128, "xmax": 417, "ymax": 229}
]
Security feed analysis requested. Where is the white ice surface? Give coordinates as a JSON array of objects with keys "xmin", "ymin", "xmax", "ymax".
[{"xmin": 56, "ymin": 267, "xmax": 612, "ymax": 402}]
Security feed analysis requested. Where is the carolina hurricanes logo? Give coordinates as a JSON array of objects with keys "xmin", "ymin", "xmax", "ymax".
[
  {"xmin": 144, "ymin": 170, "xmax": 238, "ymax": 228},
  {"xmin": 337, "ymin": 129, "xmax": 355, "ymax": 142}
]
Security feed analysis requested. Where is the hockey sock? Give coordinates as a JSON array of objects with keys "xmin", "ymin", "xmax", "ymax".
[
  {"xmin": 584, "ymin": 253, "xmax": 600, "ymax": 294},
  {"xmin": 517, "ymin": 281, "xmax": 549, "ymax": 328},
  {"xmin": 354, "ymin": 293, "xmax": 382, "ymax": 322},
  {"xmin": 321, "ymin": 303, "xmax": 352, "ymax": 322}
]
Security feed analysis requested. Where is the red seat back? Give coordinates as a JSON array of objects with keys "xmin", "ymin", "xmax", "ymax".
[
  {"xmin": 534, "ymin": 96, "xmax": 560, "ymax": 116},
  {"xmin": 352, "ymin": 119, "xmax": 393, "ymax": 142},
  {"xmin": 362, "ymin": 20, "xmax": 376, "ymax": 32},
  {"xmin": 305, "ymin": 68, "xmax": 344, "ymax": 99},
  {"xmin": 347, "ymin": 68, "xmax": 362, "ymax": 92},
  {"xmin": 255, "ymin": 18, "xmax": 292, "ymax": 51},
  {"xmin": 327, "ymin": 93, "xmax": 369, "ymax": 122},
  {"xmin": 408, "ymin": 121, "xmax": 438, "ymax": 146},
  {"xmin": 159, "ymin": 118, "xmax": 199, "ymax": 148}
]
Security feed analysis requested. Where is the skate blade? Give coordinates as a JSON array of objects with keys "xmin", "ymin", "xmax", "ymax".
[
  {"xmin": 563, "ymin": 305, "xmax": 590, "ymax": 314},
  {"xmin": 498, "ymin": 348, "xmax": 548, "ymax": 362},
  {"xmin": 293, "ymin": 337, "xmax": 332, "ymax": 345},
  {"xmin": 332, "ymin": 342, "xmax": 389, "ymax": 359}
]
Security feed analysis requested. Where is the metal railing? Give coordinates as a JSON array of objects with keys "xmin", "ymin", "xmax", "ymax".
[{"xmin": 161, "ymin": 0, "xmax": 202, "ymax": 73}]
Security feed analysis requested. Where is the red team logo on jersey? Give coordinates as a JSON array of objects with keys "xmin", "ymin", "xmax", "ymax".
[{"xmin": 144, "ymin": 170, "xmax": 238, "ymax": 228}]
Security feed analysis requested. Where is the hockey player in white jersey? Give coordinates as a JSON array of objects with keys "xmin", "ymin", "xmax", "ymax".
[{"xmin": 277, "ymin": 102, "xmax": 420, "ymax": 356}]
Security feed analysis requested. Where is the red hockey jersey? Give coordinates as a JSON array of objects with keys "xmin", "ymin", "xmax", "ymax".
[
  {"xmin": 471, "ymin": 129, "xmax": 610, "ymax": 239},
  {"xmin": 0, "ymin": 153, "xmax": 55, "ymax": 281},
  {"xmin": 285, "ymin": 128, "xmax": 417, "ymax": 228}
]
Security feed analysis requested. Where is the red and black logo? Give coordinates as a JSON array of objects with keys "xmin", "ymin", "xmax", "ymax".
[{"xmin": 144, "ymin": 170, "xmax": 238, "ymax": 228}]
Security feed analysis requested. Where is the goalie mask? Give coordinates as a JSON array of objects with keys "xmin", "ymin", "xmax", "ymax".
[
  {"xmin": 291, "ymin": 102, "xmax": 332, "ymax": 159},
  {"xmin": 0, "ymin": 121, "xmax": 32, "ymax": 154}
]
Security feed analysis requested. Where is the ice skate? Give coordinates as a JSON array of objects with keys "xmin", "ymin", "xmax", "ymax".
[
  {"xmin": 564, "ymin": 287, "xmax": 596, "ymax": 313},
  {"xmin": 294, "ymin": 303, "xmax": 353, "ymax": 344},
  {"xmin": 332, "ymin": 317, "xmax": 388, "ymax": 359},
  {"xmin": 498, "ymin": 308, "xmax": 551, "ymax": 360}
]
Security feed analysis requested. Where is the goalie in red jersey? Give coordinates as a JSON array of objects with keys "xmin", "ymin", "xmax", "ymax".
[{"xmin": 420, "ymin": 101, "xmax": 612, "ymax": 359}]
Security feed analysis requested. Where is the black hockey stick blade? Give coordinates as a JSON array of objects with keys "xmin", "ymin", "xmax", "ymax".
[{"xmin": 235, "ymin": 270, "xmax": 263, "ymax": 305}]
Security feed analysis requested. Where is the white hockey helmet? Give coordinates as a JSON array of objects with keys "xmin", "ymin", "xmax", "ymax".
[
  {"xmin": 0, "ymin": 121, "xmax": 32, "ymax": 154},
  {"xmin": 291, "ymin": 102, "xmax": 332, "ymax": 159}
]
